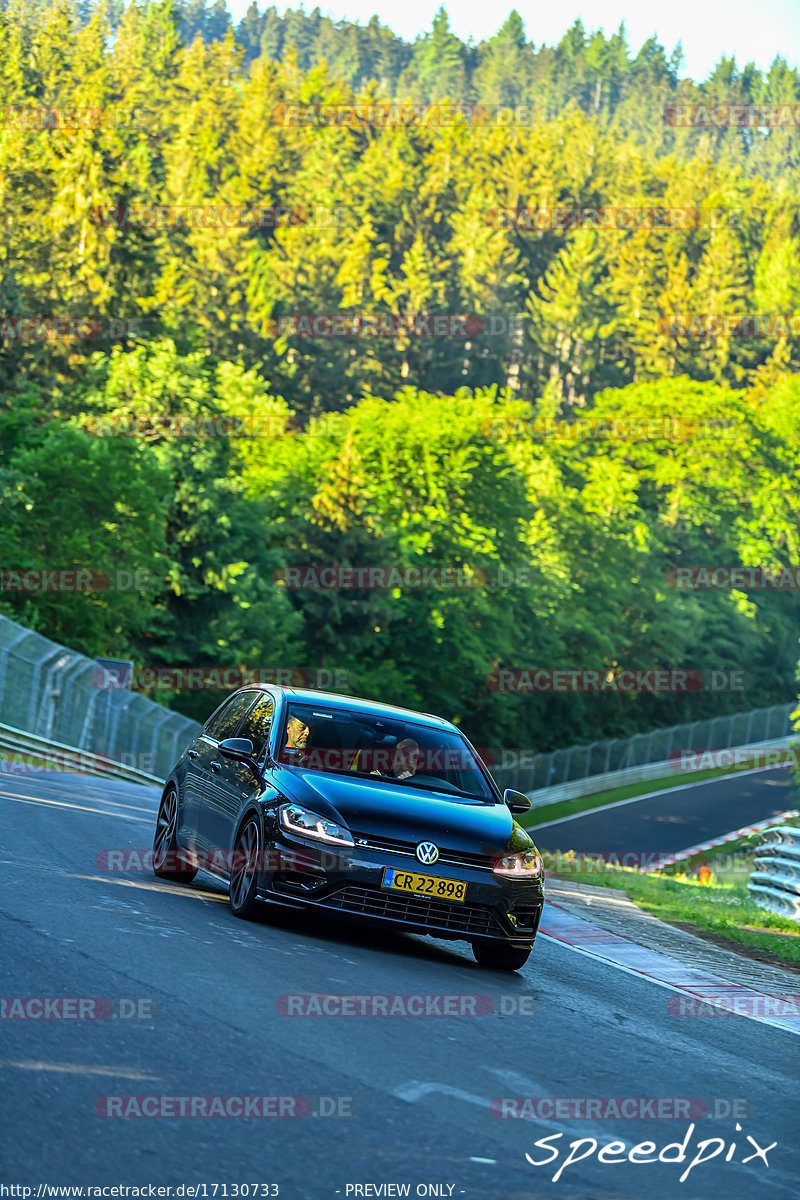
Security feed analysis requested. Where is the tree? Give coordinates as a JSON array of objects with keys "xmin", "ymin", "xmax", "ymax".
[
  {"xmin": 236, "ymin": 1, "xmax": 263, "ymax": 63},
  {"xmin": 412, "ymin": 7, "xmax": 466, "ymax": 102},
  {"xmin": 472, "ymin": 11, "xmax": 530, "ymax": 109}
]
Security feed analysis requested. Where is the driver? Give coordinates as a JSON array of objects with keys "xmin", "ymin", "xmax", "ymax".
[{"xmin": 283, "ymin": 714, "xmax": 312, "ymax": 763}]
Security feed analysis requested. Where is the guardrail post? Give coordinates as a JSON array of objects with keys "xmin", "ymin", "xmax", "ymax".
[
  {"xmin": 27, "ymin": 646, "xmax": 66, "ymax": 734},
  {"xmin": 149, "ymin": 710, "xmax": 172, "ymax": 774},
  {"xmin": 0, "ymin": 629, "xmax": 30, "ymax": 718},
  {"xmin": 78, "ymin": 664, "xmax": 103, "ymax": 750}
]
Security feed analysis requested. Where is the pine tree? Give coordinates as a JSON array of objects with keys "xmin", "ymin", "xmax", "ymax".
[{"xmin": 413, "ymin": 8, "xmax": 466, "ymax": 102}]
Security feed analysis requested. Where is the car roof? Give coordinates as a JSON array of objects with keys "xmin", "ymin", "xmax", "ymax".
[{"xmin": 253, "ymin": 685, "xmax": 458, "ymax": 731}]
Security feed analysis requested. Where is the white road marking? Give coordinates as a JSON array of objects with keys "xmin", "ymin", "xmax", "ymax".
[
  {"xmin": 2, "ymin": 794, "xmax": 152, "ymax": 822},
  {"xmin": 529, "ymin": 765, "xmax": 792, "ymax": 830},
  {"xmin": 539, "ymin": 923, "xmax": 800, "ymax": 1038},
  {"xmin": 392, "ymin": 1081, "xmax": 491, "ymax": 1107}
]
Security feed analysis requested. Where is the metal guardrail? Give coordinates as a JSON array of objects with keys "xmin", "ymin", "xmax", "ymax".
[
  {"xmin": 0, "ymin": 722, "xmax": 163, "ymax": 787},
  {"xmin": 748, "ymin": 826, "xmax": 800, "ymax": 922},
  {"xmin": 520, "ymin": 736, "xmax": 799, "ymax": 809},
  {"xmin": 491, "ymin": 702, "xmax": 795, "ymax": 795}
]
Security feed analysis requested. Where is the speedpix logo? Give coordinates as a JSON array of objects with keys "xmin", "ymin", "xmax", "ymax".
[{"xmin": 524, "ymin": 1121, "xmax": 776, "ymax": 1183}]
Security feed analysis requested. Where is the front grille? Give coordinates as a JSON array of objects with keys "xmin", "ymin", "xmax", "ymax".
[
  {"xmin": 321, "ymin": 884, "xmax": 502, "ymax": 937},
  {"xmin": 352, "ymin": 832, "xmax": 495, "ymax": 871}
]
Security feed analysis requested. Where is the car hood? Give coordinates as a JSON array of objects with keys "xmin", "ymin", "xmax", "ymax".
[{"xmin": 271, "ymin": 767, "xmax": 524, "ymax": 854}]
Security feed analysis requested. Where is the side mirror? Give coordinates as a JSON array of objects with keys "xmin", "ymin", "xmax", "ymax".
[
  {"xmin": 219, "ymin": 738, "xmax": 264, "ymax": 789},
  {"xmin": 219, "ymin": 738, "xmax": 254, "ymax": 762},
  {"xmin": 503, "ymin": 788, "xmax": 532, "ymax": 814}
]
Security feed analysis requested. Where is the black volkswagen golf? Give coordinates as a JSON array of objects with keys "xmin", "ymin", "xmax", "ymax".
[{"xmin": 152, "ymin": 686, "xmax": 544, "ymax": 970}]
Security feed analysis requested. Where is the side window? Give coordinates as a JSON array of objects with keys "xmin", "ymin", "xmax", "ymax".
[
  {"xmin": 237, "ymin": 694, "xmax": 274, "ymax": 760},
  {"xmin": 205, "ymin": 691, "xmax": 258, "ymax": 741}
]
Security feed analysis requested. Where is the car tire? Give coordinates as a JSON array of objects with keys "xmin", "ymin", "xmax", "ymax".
[
  {"xmin": 230, "ymin": 816, "xmax": 261, "ymax": 920},
  {"xmin": 153, "ymin": 786, "xmax": 198, "ymax": 883},
  {"xmin": 472, "ymin": 941, "xmax": 532, "ymax": 971}
]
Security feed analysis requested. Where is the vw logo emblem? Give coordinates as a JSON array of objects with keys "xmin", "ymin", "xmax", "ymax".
[{"xmin": 416, "ymin": 841, "xmax": 439, "ymax": 865}]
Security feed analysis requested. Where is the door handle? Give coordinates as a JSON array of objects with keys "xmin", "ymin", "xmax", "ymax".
[
  {"xmin": 210, "ymin": 761, "xmax": 221, "ymax": 772},
  {"xmin": 187, "ymin": 749, "xmax": 199, "ymax": 759}
]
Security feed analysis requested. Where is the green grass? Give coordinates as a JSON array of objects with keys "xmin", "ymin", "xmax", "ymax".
[
  {"xmin": 544, "ymin": 850, "xmax": 800, "ymax": 969},
  {"xmin": 522, "ymin": 764, "xmax": 745, "ymax": 829}
]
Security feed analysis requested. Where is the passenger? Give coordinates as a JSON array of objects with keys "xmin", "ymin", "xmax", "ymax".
[{"xmin": 392, "ymin": 738, "xmax": 421, "ymax": 778}]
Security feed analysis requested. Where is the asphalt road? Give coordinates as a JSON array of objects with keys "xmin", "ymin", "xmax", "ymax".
[
  {"xmin": 530, "ymin": 768, "xmax": 796, "ymax": 854},
  {"xmin": 1, "ymin": 767, "xmax": 798, "ymax": 1200}
]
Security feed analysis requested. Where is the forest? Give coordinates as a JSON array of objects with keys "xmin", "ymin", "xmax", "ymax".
[{"xmin": 1, "ymin": 1, "xmax": 799, "ymax": 750}]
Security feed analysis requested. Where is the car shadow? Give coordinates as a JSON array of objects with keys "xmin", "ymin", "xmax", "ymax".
[{"xmin": 189, "ymin": 869, "xmax": 540, "ymax": 981}]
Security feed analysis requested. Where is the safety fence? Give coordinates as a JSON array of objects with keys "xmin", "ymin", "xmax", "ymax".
[
  {"xmin": 0, "ymin": 610, "xmax": 797, "ymax": 798},
  {"xmin": 0, "ymin": 612, "xmax": 199, "ymax": 781},
  {"xmin": 490, "ymin": 703, "xmax": 796, "ymax": 796}
]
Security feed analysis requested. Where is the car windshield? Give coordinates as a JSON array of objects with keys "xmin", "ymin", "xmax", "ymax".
[{"xmin": 276, "ymin": 702, "xmax": 496, "ymax": 803}]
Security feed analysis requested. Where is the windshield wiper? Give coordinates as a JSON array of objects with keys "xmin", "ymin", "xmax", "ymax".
[
  {"xmin": 395, "ymin": 779, "xmax": 489, "ymax": 802},
  {"xmin": 303, "ymin": 766, "xmax": 381, "ymax": 780},
  {"xmin": 282, "ymin": 760, "xmax": 490, "ymax": 801}
]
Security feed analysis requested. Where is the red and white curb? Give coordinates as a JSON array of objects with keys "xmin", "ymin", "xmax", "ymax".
[
  {"xmin": 642, "ymin": 809, "xmax": 799, "ymax": 872},
  {"xmin": 539, "ymin": 903, "xmax": 800, "ymax": 1037}
]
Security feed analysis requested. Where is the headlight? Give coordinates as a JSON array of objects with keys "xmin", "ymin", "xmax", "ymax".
[
  {"xmin": 493, "ymin": 848, "xmax": 542, "ymax": 877},
  {"xmin": 279, "ymin": 803, "xmax": 354, "ymax": 847}
]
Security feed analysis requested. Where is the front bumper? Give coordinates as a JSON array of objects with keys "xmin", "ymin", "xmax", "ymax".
[{"xmin": 257, "ymin": 832, "xmax": 544, "ymax": 947}]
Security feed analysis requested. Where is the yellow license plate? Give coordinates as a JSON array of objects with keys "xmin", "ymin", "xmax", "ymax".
[{"xmin": 381, "ymin": 867, "xmax": 467, "ymax": 902}]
